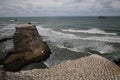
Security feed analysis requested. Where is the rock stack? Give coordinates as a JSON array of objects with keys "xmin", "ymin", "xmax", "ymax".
[{"xmin": 2, "ymin": 24, "xmax": 51, "ymax": 72}]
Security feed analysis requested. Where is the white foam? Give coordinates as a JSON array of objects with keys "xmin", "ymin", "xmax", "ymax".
[
  {"xmin": 36, "ymin": 25, "xmax": 120, "ymax": 43},
  {"xmin": 31, "ymin": 21, "xmax": 38, "ymax": 24},
  {"xmin": 2, "ymin": 24, "xmax": 16, "ymax": 30},
  {"xmin": 62, "ymin": 28, "xmax": 117, "ymax": 35},
  {"xmin": 98, "ymin": 51, "xmax": 106, "ymax": 54},
  {"xmin": 36, "ymin": 26, "xmax": 52, "ymax": 36},
  {"xmin": 9, "ymin": 20, "xmax": 15, "ymax": 22},
  {"xmin": 0, "ymin": 24, "xmax": 16, "ymax": 37},
  {"xmin": 91, "ymin": 42, "xmax": 115, "ymax": 54},
  {"xmin": 56, "ymin": 44, "xmax": 83, "ymax": 52},
  {"xmin": 36, "ymin": 25, "xmax": 79, "ymax": 42},
  {"xmin": 43, "ymin": 62, "xmax": 50, "ymax": 68},
  {"xmin": 51, "ymin": 31, "xmax": 78, "ymax": 39},
  {"xmin": 56, "ymin": 40, "xmax": 116, "ymax": 54},
  {"xmin": 79, "ymin": 36, "xmax": 120, "ymax": 43},
  {"xmin": 36, "ymin": 25, "xmax": 119, "ymax": 54}
]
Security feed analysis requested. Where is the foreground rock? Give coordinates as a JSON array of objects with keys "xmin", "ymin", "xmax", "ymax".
[
  {"xmin": 0, "ymin": 54, "xmax": 120, "ymax": 80},
  {"xmin": 2, "ymin": 24, "xmax": 51, "ymax": 72}
]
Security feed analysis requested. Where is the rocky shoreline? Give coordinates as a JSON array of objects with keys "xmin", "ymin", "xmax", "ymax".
[
  {"xmin": 0, "ymin": 54, "xmax": 120, "ymax": 80},
  {"xmin": 0, "ymin": 23, "xmax": 120, "ymax": 80}
]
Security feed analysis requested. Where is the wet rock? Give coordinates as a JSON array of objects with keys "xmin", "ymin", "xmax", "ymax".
[
  {"xmin": 2, "ymin": 24, "xmax": 51, "ymax": 72},
  {"xmin": 113, "ymin": 58, "xmax": 120, "ymax": 66},
  {"xmin": 0, "ymin": 37, "xmax": 12, "ymax": 43}
]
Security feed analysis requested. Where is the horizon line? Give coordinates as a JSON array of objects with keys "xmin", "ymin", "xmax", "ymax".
[{"xmin": 0, "ymin": 15, "xmax": 120, "ymax": 18}]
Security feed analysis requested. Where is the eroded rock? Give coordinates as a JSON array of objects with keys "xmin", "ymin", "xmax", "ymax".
[{"xmin": 2, "ymin": 24, "xmax": 51, "ymax": 72}]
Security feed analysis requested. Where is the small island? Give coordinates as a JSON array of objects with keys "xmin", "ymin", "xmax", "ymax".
[{"xmin": 98, "ymin": 16, "xmax": 106, "ymax": 19}]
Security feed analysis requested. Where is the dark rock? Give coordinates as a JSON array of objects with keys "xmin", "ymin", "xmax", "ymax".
[
  {"xmin": 0, "ymin": 37, "xmax": 12, "ymax": 43},
  {"xmin": 15, "ymin": 19, "xmax": 18, "ymax": 21},
  {"xmin": 2, "ymin": 24, "xmax": 51, "ymax": 72},
  {"xmin": 0, "ymin": 39, "xmax": 13, "ymax": 65},
  {"xmin": 98, "ymin": 16, "xmax": 106, "ymax": 19},
  {"xmin": 113, "ymin": 59, "xmax": 120, "ymax": 66},
  {"xmin": 22, "ymin": 61, "xmax": 48, "ymax": 70},
  {"xmin": 28, "ymin": 22, "xmax": 32, "ymax": 24}
]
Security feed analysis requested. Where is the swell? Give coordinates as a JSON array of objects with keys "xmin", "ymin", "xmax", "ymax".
[
  {"xmin": 36, "ymin": 26, "xmax": 120, "ymax": 43},
  {"xmin": 62, "ymin": 28, "xmax": 117, "ymax": 35}
]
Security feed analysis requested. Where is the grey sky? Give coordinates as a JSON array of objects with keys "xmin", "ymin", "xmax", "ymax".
[{"xmin": 0, "ymin": 0, "xmax": 120, "ymax": 17}]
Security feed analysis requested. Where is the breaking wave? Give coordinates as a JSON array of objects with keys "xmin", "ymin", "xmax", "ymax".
[
  {"xmin": 36, "ymin": 26, "xmax": 79, "ymax": 42},
  {"xmin": 62, "ymin": 28, "xmax": 117, "ymax": 35},
  {"xmin": 0, "ymin": 24, "xmax": 16, "ymax": 39},
  {"xmin": 79, "ymin": 36, "xmax": 120, "ymax": 43},
  {"xmin": 37, "ymin": 26, "xmax": 120, "ymax": 43},
  {"xmin": 36, "ymin": 25, "xmax": 119, "ymax": 54}
]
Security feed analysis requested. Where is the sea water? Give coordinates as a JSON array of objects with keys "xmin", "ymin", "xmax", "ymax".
[{"xmin": 0, "ymin": 17, "xmax": 120, "ymax": 66}]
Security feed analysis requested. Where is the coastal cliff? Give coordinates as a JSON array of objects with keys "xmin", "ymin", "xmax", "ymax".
[
  {"xmin": 2, "ymin": 24, "xmax": 51, "ymax": 72},
  {"xmin": 0, "ymin": 54, "xmax": 120, "ymax": 80}
]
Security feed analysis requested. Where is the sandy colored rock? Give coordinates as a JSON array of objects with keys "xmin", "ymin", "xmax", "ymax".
[
  {"xmin": 2, "ymin": 24, "xmax": 51, "ymax": 72},
  {"xmin": 1, "ymin": 54, "xmax": 120, "ymax": 80}
]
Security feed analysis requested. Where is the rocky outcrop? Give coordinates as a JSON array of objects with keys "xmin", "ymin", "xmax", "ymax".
[
  {"xmin": 0, "ymin": 37, "xmax": 12, "ymax": 43},
  {"xmin": 2, "ymin": 24, "xmax": 51, "ymax": 72},
  {"xmin": 98, "ymin": 16, "xmax": 106, "ymax": 19},
  {"xmin": 113, "ymin": 58, "xmax": 120, "ymax": 66},
  {"xmin": 0, "ymin": 54, "xmax": 120, "ymax": 80}
]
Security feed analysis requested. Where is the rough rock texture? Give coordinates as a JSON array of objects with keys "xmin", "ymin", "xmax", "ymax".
[
  {"xmin": 2, "ymin": 24, "xmax": 51, "ymax": 72},
  {"xmin": 0, "ymin": 54, "xmax": 120, "ymax": 80},
  {"xmin": 13, "ymin": 24, "xmax": 42, "ymax": 51}
]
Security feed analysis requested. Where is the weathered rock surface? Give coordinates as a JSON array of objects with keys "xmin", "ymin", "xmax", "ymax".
[
  {"xmin": 0, "ymin": 54, "xmax": 120, "ymax": 80},
  {"xmin": 2, "ymin": 24, "xmax": 51, "ymax": 72}
]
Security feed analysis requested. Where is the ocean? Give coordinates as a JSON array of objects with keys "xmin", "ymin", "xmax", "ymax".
[{"xmin": 0, "ymin": 17, "xmax": 120, "ymax": 67}]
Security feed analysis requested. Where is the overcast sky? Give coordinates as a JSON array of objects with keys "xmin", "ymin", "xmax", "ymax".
[{"xmin": 0, "ymin": 0, "xmax": 120, "ymax": 17}]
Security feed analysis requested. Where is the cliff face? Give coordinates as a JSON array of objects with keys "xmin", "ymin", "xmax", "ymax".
[
  {"xmin": 0, "ymin": 54, "xmax": 120, "ymax": 80},
  {"xmin": 2, "ymin": 24, "xmax": 51, "ymax": 72}
]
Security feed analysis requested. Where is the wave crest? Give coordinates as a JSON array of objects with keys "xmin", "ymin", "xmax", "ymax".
[{"xmin": 62, "ymin": 28, "xmax": 117, "ymax": 35}]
